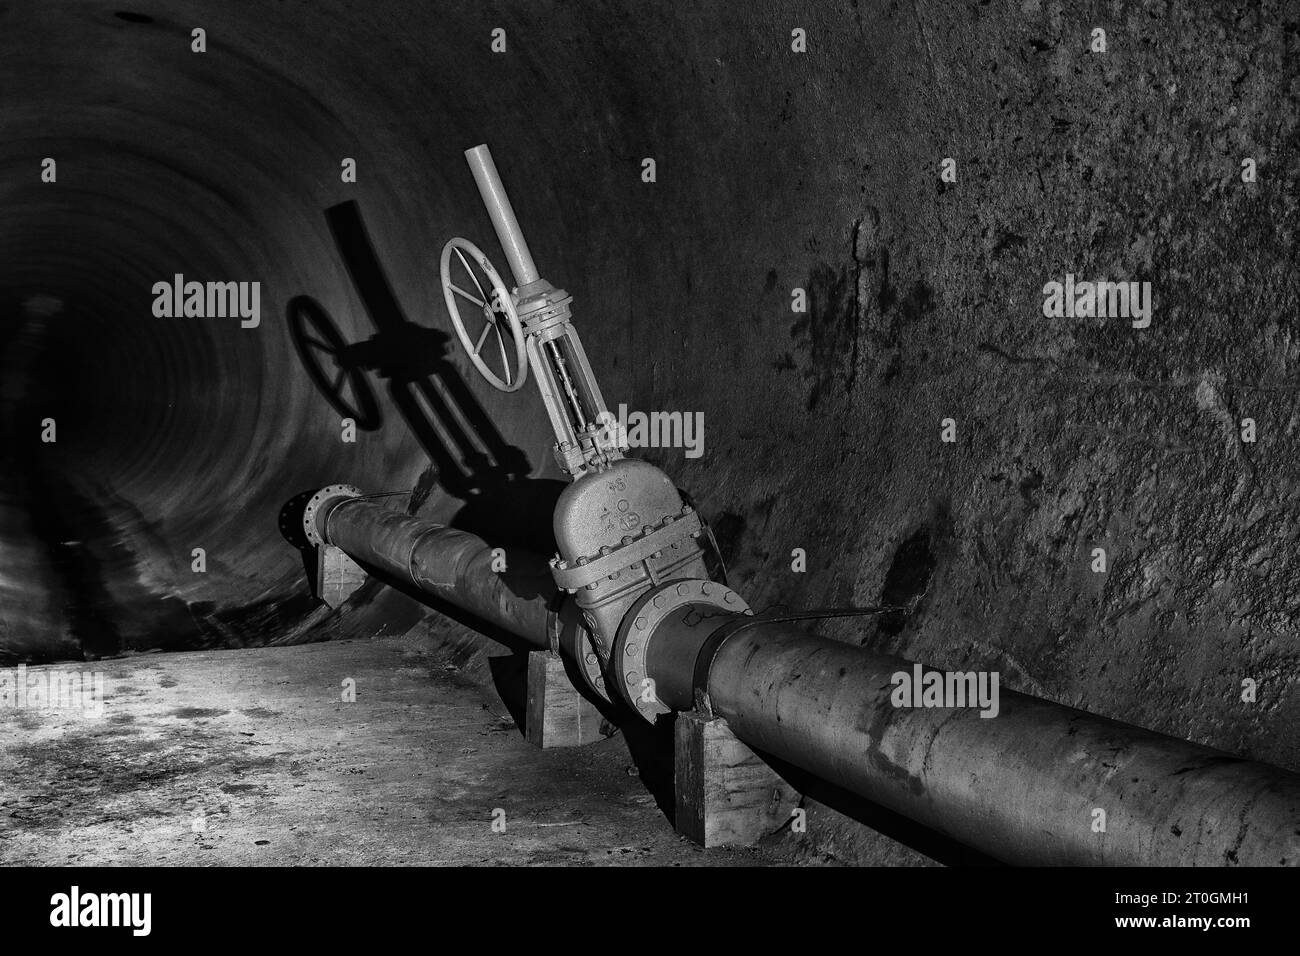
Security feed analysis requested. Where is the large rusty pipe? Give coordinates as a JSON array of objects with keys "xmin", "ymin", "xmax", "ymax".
[
  {"xmin": 693, "ymin": 619, "xmax": 1300, "ymax": 866},
  {"xmin": 310, "ymin": 492, "xmax": 1300, "ymax": 864},
  {"xmin": 320, "ymin": 496, "xmax": 554, "ymax": 647}
]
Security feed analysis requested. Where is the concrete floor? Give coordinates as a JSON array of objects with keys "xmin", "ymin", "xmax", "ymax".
[{"xmin": 0, "ymin": 634, "xmax": 831, "ymax": 866}]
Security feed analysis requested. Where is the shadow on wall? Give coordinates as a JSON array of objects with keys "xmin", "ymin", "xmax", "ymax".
[{"xmin": 286, "ymin": 200, "xmax": 567, "ymax": 573}]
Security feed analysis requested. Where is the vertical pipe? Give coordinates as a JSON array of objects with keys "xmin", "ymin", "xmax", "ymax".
[{"xmin": 464, "ymin": 144, "xmax": 540, "ymax": 287}]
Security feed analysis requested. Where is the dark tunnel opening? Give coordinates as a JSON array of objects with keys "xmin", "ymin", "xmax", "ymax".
[{"xmin": 0, "ymin": 2, "xmax": 579, "ymax": 663}]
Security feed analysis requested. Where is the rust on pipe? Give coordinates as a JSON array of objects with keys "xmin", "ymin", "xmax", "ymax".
[
  {"xmin": 698, "ymin": 621, "xmax": 1300, "ymax": 866},
  {"xmin": 321, "ymin": 497, "xmax": 554, "ymax": 647}
]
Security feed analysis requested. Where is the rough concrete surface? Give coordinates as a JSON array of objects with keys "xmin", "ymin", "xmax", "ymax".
[{"xmin": 0, "ymin": 634, "xmax": 840, "ymax": 865}]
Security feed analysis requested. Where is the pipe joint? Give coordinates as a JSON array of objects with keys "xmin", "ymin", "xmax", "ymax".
[
  {"xmin": 302, "ymin": 483, "xmax": 362, "ymax": 547},
  {"xmin": 610, "ymin": 578, "xmax": 749, "ymax": 720}
]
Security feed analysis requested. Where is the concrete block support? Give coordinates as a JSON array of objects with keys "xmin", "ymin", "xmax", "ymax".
[
  {"xmin": 674, "ymin": 709, "xmax": 801, "ymax": 847},
  {"xmin": 525, "ymin": 650, "xmax": 605, "ymax": 749},
  {"xmin": 315, "ymin": 544, "xmax": 366, "ymax": 609}
]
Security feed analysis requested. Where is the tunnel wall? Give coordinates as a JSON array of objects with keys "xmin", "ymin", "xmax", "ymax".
[{"xmin": 1, "ymin": 0, "xmax": 1297, "ymax": 782}]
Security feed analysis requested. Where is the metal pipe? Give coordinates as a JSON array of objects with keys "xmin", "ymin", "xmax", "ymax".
[
  {"xmin": 310, "ymin": 487, "xmax": 1300, "ymax": 865},
  {"xmin": 321, "ymin": 497, "xmax": 553, "ymax": 647},
  {"xmin": 464, "ymin": 143, "xmax": 540, "ymax": 287},
  {"xmin": 695, "ymin": 619, "xmax": 1300, "ymax": 866}
]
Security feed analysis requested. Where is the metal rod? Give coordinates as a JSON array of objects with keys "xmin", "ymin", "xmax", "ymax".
[
  {"xmin": 545, "ymin": 338, "xmax": 588, "ymax": 430},
  {"xmin": 464, "ymin": 144, "xmax": 540, "ymax": 287}
]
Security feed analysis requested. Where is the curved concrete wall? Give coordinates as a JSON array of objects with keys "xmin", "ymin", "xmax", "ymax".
[{"xmin": 1, "ymin": 1, "xmax": 1297, "ymax": 776}]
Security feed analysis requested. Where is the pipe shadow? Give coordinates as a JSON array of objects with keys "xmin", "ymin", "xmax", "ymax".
[
  {"xmin": 594, "ymin": 711, "xmax": 1003, "ymax": 864},
  {"xmin": 344, "ymin": 555, "xmax": 550, "ymax": 733},
  {"xmin": 754, "ymin": 749, "xmax": 1003, "ymax": 867},
  {"xmin": 278, "ymin": 488, "xmax": 324, "ymax": 585},
  {"xmin": 449, "ymin": 477, "xmax": 566, "ymax": 555}
]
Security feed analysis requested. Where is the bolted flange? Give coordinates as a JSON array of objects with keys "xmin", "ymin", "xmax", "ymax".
[
  {"xmin": 611, "ymin": 578, "xmax": 750, "ymax": 721},
  {"xmin": 554, "ymin": 599, "xmax": 611, "ymax": 704},
  {"xmin": 302, "ymin": 484, "xmax": 362, "ymax": 547},
  {"xmin": 578, "ymin": 633, "xmax": 609, "ymax": 702}
]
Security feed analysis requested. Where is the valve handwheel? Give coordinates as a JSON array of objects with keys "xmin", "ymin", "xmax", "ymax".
[{"xmin": 439, "ymin": 238, "xmax": 528, "ymax": 392}]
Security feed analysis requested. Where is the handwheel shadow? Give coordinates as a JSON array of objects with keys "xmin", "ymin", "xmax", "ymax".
[
  {"xmin": 286, "ymin": 200, "xmax": 566, "ymax": 721},
  {"xmin": 287, "ymin": 200, "xmax": 537, "ymax": 516}
]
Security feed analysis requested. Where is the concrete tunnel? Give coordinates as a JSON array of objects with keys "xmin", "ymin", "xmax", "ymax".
[{"xmin": 1, "ymin": 0, "xmax": 1299, "ymax": 868}]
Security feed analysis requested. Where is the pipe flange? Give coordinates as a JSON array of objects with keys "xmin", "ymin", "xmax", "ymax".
[
  {"xmin": 577, "ymin": 631, "xmax": 610, "ymax": 703},
  {"xmin": 554, "ymin": 600, "xmax": 611, "ymax": 703},
  {"xmin": 611, "ymin": 578, "xmax": 749, "ymax": 721},
  {"xmin": 302, "ymin": 484, "xmax": 362, "ymax": 547}
]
